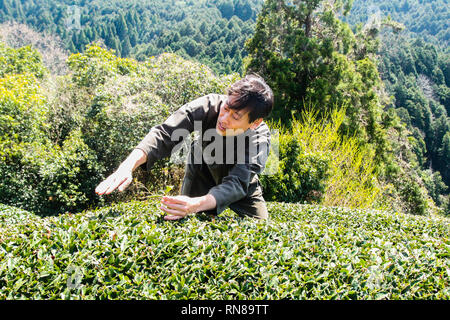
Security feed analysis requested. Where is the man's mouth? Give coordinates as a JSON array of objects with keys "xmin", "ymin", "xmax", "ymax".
[{"xmin": 217, "ymin": 121, "xmax": 226, "ymax": 131}]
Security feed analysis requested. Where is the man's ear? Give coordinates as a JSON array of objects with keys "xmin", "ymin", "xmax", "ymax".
[{"xmin": 250, "ymin": 118, "xmax": 263, "ymax": 130}]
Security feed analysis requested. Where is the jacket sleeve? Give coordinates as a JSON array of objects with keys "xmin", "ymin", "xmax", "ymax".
[
  {"xmin": 134, "ymin": 94, "xmax": 213, "ymax": 171},
  {"xmin": 207, "ymin": 125, "xmax": 271, "ymax": 215}
]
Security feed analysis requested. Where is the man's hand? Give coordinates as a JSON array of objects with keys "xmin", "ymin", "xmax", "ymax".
[
  {"xmin": 161, "ymin": 194, "xmax": 216, "ymax": 221},
  {"xmin": 95, "ymin": 168, "xmax": 133, "ymax": 195},
  {"xmin": 95, "ymin": 148, "xmax": 147, "ymax": 196}
]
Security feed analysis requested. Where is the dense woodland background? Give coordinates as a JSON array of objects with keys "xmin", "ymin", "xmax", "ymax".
[{"xmin": 0, "ymin": 0, "xmax": 448, "ymax": 216}]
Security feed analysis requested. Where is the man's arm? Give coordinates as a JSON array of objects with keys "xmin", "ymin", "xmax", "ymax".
[
  {"xmin": 95, "ymin": 94, "xmax": 218, "ymax": 196},
  {"xmin": 95, "ymin": 148, "xmax": 147, "ymax": 195},
  {"xmin": 134, "ymin": 94, "xmax": 216, "ymax": 171}
]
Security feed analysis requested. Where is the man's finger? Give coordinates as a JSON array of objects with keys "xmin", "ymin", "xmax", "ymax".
[
  {"xmin": 164, "ymin": 214, "xmax": 184, "ymax": 221},
  {"xmin": 95, "ymin": 174, "xmax": 116, "ymax": 194},
  {"xmin": 103, "ymin": 176, "xmax": 127, "ymax": 195},
  {"xmin": 162, "ymin": 196, "xmax": 187, "ymax": 205},
  {"xmin": 95, "ymin": 180, "xmax": 110, "ymax": 195},
  {"xmin": 160, "ymin": 205, "xmax": 185, "ymax": 216},
  {"xmin": 161, "ymin": 200, "xmax": 186, "ymax": 210},
  {"xmin": 118, "ymin": 177, "xmax": 132, "ymax": 192}
]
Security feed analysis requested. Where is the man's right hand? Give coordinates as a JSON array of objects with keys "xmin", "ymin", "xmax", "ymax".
[
  {"xmin": 95, "ymin": 148, "xmax": 147, "ymax": 196},
  {"xmin": 95, "ymin": 168, "xmax": 133, "ymax": 195}
]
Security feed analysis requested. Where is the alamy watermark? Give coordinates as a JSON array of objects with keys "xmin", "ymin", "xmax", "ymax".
[{"xmin": 167, "ymin": 121, "xmax": 280, "ymax": 175}]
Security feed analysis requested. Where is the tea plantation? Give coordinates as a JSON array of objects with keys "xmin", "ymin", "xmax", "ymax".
[{"xmin": 0, "ymin": 201, "xmax": 448, "ymax": 299}]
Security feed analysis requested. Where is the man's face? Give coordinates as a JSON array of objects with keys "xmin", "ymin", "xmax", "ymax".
[{"xmin": 216, "ymin": 95, "xmax": 262, "ymax": 136}]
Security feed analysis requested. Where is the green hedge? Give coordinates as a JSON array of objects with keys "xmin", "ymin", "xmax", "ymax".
[{"xmin": 0, "ymin": 201, "xmax": 448, "ymax": 299}]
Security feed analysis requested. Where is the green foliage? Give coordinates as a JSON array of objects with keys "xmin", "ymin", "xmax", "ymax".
[
  {"xmin": 261, "ymin": 132, "xmax": 330, "ymax": 203},
  {"xmin": 0, "ymin": 42, "xmax": 46, "ymax": 78},
  {"xmin": 244, "ymin": 0, "xmax": 448, "ymax": 213},
  {"xmin": 378, "ymin": 34, "xmax": 449, "ymax": 195},
  {"xmin": 0, "ymin": 41, "xmax": 240, "ymax": 215},
  {"xmin": 0, "ymin": 129, "xmax": 103, "ymax": 216},
  {"xmin": 0, "ymin": 0, "xmax": 264, "ymax": 75},
  {"xmin": 67, "ymin": 45, "xmax": 138, "ymax": 90},
  {"xmin": 346, "ymin": 0, "xmax": 450, "ymax": 49},
  {"xmin": 35, "ymin": 129, "xmax": 104, "ymax": 216},
  {"xmin": 244, "ymin": 0, "xmax": 389, "ymax": 166},
  {"xmin": 51, "ymin": 45, "xmax": 239, "ymax": 205},
  {"xmin": 0, "ymin": 63, "xmax": 103, "ymax": 215},
  {"xmin": 0, "ymin": 200, "xmax": 448, "ymax": 299},
  {"xmin": 262, "ymin": 107, "xmax": 381, "ymax": 210},
  {"xmin": 396, "ymin": 177, "xmax": 429, "ymax": 216},
  {"xmin": 0, "ymin": 73, "xmax": 47, "ymax": 148},
  {"xmin": 420, "ymin": 170, "xmax": 448, "ymax": 208}
]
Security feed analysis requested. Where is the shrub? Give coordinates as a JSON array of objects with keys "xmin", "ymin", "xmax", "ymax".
[
  {"xmin": 262, "ymin": 107, "xmax": 382, "ymax": 209},
  {"xmin": 0, "ymin": 72, "xmax": 50, "ymax": 213},
  {"xmin": 36, "ymin": 129, "xmax": 104, "ymax": 215},
  {"xmin": 0, "ymin": 44, "xmax": 102, "ymax": 215},
  {"xmin": 143, "ymin": 53, "xmax": 239, "ymax": 106},
  {"xmin": 67, "ymin": 47, "xmax": 239, "ymax": 201},
  {"xmin": 0, "ymin": 42, "xmax": 47, "ymax": 78},
  {"xmin": 0, "ymin": 200, "xmax": 448, "ymax": 299},
  {"xmin": 261, "ymin": 133, "xmax": 330, "ymax": 203},
  {"xmin": 67, "ymin": 45, "xmax": 138, "ymax": 90},
  {"xmin": 396, "ymin": 177, "xmax": 429, "ymax": 216},
  {"xmin": 1, "ymin": 43, "xmax": 241, "ymax": 214},
  {"xmin": 0, "ymin": 73, "xmax": 48, "ymax": 147},
  {"xmin": 1, "ymin": 130, "xmax": 103, "ymax": 216}
]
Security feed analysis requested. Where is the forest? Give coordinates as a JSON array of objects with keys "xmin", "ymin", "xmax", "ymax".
[{"xmin": 0, "ymin": 0, "xmax": 263, "ymax": 74}]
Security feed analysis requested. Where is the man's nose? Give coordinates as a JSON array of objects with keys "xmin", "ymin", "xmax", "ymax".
[{"xmin": 220, "ymin": 113, "xmax": 230, "ymax": 125}]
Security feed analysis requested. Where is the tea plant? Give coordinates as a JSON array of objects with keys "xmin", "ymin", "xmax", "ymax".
[{"xmin": 0, "ymin": 201, "xmax": 448, "ymax": 299}]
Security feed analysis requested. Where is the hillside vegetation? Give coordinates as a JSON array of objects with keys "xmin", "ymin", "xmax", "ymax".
[
  {"xmin": 0, "ymin": 201, "xmax": 448, "ymax": 299},
  {"xmin": 347, "ymin": 0, "xmax": 449, "ymax": 49},
  {"xmin": 0, "ymin": 0, "xmax": 264, "ymax": 75},
  {"xmin": 0, "ymin": 41, "xmax": 238, "ymax": 216},
  {"xmin": 0, "ymin": 0, "xmax": 449, "ymax": 300}
]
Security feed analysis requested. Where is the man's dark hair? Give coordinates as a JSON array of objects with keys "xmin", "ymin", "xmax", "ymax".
[{"xmin": 226, "ymin": 74, "xmax": 274, "ymax": 123}]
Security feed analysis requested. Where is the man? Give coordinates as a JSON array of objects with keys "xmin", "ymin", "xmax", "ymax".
[{"xmin": 95, "ymin": 74, "xmax": 274, "ymax": 221}]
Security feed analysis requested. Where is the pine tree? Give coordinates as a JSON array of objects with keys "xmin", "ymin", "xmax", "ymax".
[
  {"xmin": 0, "ymin": 0, "xmax": 12, "ymax": 16},
  {"xmin": 105, "ymin": 25, "xmax": 116, "ymax": 50},
  {"xmin": 234, "ymin": 0, "xmax": 253, "ymax": 21},
  {"xmin": 217, "ymin": 0, "xmax": 234, "ymax": 19},
  {"xmin": 13, "ymin": 0, "xmax": 24, "ymax": 22},
  {"xmin": 129, "ymin": 29, "xmax": 138, "ymax": 47},
  {"xmin": 121, "ymin": 35, "xmax": 131, "ymax": 57},
  {"xmin": 79, "ymin": 30, "xmax": 89, "ymax": 51},
  {"xmin": 115, "ymin": 13, "xmax": 129, "ymax": 41},
  {"xmin": 68, "ymin": 39, "xmax": 76, "ymax": 53},
  {"xmin": 439, "ymin": 132, "xmax": 450, "ymax": 184}
]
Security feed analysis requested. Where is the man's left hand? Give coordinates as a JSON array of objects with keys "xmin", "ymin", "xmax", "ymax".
[{"xmin": 160, "ymin": 195, "xmax": 201, "ymax": 221}]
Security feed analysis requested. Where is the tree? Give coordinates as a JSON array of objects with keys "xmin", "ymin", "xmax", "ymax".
[
  {"xmin": 439, "ymin": 132, "xmax": 450, "ymax": 184},
  {"xmin": 217, "ymin": 0, "xmax": 235, "ymax": 19},
  {"xmin": 0, "ymin": 0, "xmax": 11, "ymax": 16},
  {"xmin": 244, "ymin": 0, "xmax": 388, "ymax": 159},
  {"xmin": 115, "ymin": 13, "xmax": 129, "ymax": 41},
  {"xmin": 121, "ymin": 36, "xmax": 131, "ymax": 57},
  {"xmin": 234, "ymin": 0, "xmax": 253, "ymax": 20}
]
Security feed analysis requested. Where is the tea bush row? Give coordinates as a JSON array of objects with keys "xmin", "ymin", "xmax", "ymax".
[{"xmin": 0, "ymin": 201, "xmax": 448, "ymax": 299}]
